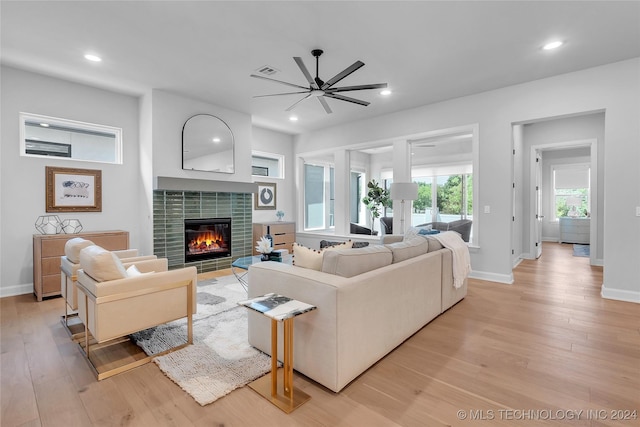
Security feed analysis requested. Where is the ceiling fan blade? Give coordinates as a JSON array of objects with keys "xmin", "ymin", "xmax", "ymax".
[
  {"xmin": 293, "ymin": 57, "xmax": 318, "ymax": 89},
  {"xmin": 323, "ymin": 93, "xmax": 370, "ymax": 106},
  {"xmin": 325, "ymin": 83, "xmax": 388, "ymax": 93},
  {"xmin": 321, "ymin": 60, "xmax": 365, "ymax": 89},
  {"xmin": 253, "ymin": 91, "xmax": 310, "ymax": 98},
  {"xmin": 250, "ymin": 74, "xmax": 308, "ymax": 90},
  {"xmin": 285, "ymin": 94, "xmax": 312, "ymax": 111},
  {"xmin": 318, "ymin": 96, "xmax": 333, "ymax": 114}
]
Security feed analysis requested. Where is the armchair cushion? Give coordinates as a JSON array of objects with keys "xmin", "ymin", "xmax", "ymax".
[
  {"xmin": 79, "ymin": 245, "xmax": 127, "ymax": 282},
  {"xmin": 65, "ymin": 238, "xmax": 95, "ymax": 263}
]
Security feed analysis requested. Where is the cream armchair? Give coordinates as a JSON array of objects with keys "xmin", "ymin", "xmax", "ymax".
[
  {"xmin": 75, "ymin": 245, "xmax": 197, "ymax": 380},
  {"xmin": 60, "ymin": 237, "xmax": 156, "ymax": 339}
]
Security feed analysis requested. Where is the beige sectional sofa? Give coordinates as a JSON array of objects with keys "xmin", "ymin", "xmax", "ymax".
[{"xmin": 247, "ymin": 234, "xmax": 468, "ymax": 392}]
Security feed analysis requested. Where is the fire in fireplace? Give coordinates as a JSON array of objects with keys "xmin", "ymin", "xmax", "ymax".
[{"xmin": 184, "ymin": 218, "xmax": 231, "ymax": 262}]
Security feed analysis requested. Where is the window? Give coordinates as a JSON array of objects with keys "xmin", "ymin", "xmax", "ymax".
[
  {"xmin": 552, "ymin": 165, "xmax": 589, "ymax": 220},
  {"xmin": 412, "ymin": 174, "xmax": 473, "ymax": 224},
  {"xmin": 251, "ymin": 151, "xmax": 284, "ymax": 178},
  {"xmin": 304, "ymin": 163, "xmax": 334, "ymax": 230},
  {"xmin": 20, "ymin": 112, "xmax": 122, "ymax": 164},
  {"xmin": 350, "ymin": 171, "xmax": 364, "ymax": 224}
]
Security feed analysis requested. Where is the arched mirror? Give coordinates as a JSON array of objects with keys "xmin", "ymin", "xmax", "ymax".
[{"xmin": 182, "ymin": 114, "xmax": 234, "ymax": 173}]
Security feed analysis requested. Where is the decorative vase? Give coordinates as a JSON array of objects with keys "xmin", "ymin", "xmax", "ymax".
[
  {"xmin": 35, "ymin": 215, "xmax": 62, "ymax": 235},
  {"xmin": 61, "ymin": 219, "xmax": 83, "ymax": 234},
  {"xmin": 260, "ymin": 254, "xmax": 269, "ymax": 261}
]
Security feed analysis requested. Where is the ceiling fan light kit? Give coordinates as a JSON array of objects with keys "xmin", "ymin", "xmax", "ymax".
[{"xmin": 251, "ymin": 49, "xmax": 388, "ymax": 114}]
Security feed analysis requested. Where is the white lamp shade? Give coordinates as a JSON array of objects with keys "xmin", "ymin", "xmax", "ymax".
[{"xmin": 390, "ymin": 182, "xmax": 418, "ymax": 200}]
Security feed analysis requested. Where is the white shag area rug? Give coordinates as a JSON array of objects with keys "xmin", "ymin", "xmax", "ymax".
[{"xmin": 131, "ymin": 275, "xmax": 272, "ymax": 406}]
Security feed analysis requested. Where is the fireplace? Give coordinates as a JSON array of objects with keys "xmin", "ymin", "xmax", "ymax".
[{"xmin": 184, "ymin": 218, "xmax": 231, "ymax": 262}]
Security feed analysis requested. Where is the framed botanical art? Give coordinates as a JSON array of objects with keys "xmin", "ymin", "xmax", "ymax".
[
  {"xmin": 255, "ymin": 181, "xmax": 276, "ymax": 210},
  {"xmin": 46, "ymin": 166, "xmax": 102, "ymax": 212}
]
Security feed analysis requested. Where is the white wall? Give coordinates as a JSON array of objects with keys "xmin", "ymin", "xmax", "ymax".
[
  {"xmin": 251, "ymin": 126, "xmax": 295, "ymax": 224},
  {"xmin": 295, "ymin": 58, "xmax": 640, "ymax": 301},
  {"xmin": 0, "ymin": 66, "xmax": 142, "ymax": 297}
]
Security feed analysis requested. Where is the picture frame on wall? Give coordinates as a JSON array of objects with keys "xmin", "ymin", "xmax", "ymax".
[
  {"xmin": 255, "ymin": 181, "xmax": 276, "ymax": 210},
  {"xmin": 46, "ymin": 166, "xmax": 102, "ymax": 212}
]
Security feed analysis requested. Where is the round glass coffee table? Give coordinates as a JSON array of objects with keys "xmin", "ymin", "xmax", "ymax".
[{"xmin": 231, "ymin": 254, "xmax": 291, "ymax": 292}]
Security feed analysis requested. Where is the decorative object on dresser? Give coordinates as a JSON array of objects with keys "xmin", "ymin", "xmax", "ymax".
[
  {"xmin": 276, "ymin": 210, "xmax": 285, "ymax": 221},
  {"xmin": 45, "ymin": 166, "xmax": 102, "ymax": 212},
  {"xmin": 34, "ymin": 214, "xmax": 62, "ymax": 234},
  {"xmin": 252, "ymin": 222, "xmax": 295, "ymax": 255},
  {"xmin": 254, "ymin": 182, "xmax": 277, "ymax": 210},
  {"xmin": 32, "ymin": 230, "xmax": 129, "ymax": 301}
]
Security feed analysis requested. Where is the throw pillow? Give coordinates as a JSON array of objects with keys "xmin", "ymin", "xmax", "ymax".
[
  {"xmin": 80, "ymin": 245, "xmax": 127, "ymax": 282},
  {"xmin": 403, "ymin": 225, "xmax": 432, "ymax": 241},
  {"xmin": 319, "ymin": 240, "xmax": 354, "ymax": 249},
  {"xmin": 64, "ymin": 237, "xmax": 95, "ymax": 263},
  {"xmin": 292, "ymin": 243, "xmax": 323, "ymax": 271}
]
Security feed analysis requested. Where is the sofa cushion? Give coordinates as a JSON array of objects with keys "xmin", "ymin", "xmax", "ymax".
[
  {"xmin": 403, "ymin": 225, "xmax": 432, "ymax": 241},
  {"xmin": 294, "ymin": 241, "xmax": 354, "ymax": 270},
  {"xmin": 64, "ymin": 237, "xmax": 95, "ymax": 263},
  {"xmin": 321, "ymin": 245, "xmax": 392, "ymax": 278},
  {"xmin": 80, "ymin": 245, "xmax": 127, "ymax": 282},
  {"xmin": 385, "ymin": 236, "xmax": 429, "ymax": 263},
  {"xmin": 426, "ymin": 236, "xmax": 444, "ymax": 252}
]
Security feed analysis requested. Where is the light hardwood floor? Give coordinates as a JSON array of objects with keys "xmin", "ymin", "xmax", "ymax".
[{"xmin": 1, "ymin": 242, "xmax": 638, "ymax": 426}]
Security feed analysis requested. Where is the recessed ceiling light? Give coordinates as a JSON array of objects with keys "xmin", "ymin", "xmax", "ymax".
[
  {"xmin": 543, "ymin": 41, "xmax": 563, "ymax": 50},
  {"xmin": 212, "ymin": 137, "xmax": 221, "ymax": 143},
  {"xmin": 84, "ymin": 54, "xmax": 102, "ymax": 62},
  {"xmin": 289, "ymin": 116, "xmax": 298, "ymax": 122},
  {"xmin": 380, "ymin": 89, "xmax": 392, "ymax": 96},
  {"xmin": 39, "ymin": 123, "xmax": 50, "ymax": 127}
]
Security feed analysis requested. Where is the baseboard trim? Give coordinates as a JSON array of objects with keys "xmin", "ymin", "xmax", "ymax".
[
  {"xmin": 1, "ymin": 283, "xmax": 34, "ymax": 299},
  {"xmin": 601, "ymin": 284, "xmax": 640, "ymax": 304},
  {"xmin": 469, "ymin": 271, "xmax": 514, "ymax": 284},
  {"xmin": 591, "ymin": 258, "xmax": 604, "ymax": 267}
]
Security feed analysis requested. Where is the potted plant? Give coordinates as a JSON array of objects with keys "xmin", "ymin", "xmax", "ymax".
[{"xmin": 361, "ymin": 179, "xmax": 391, "ymax": 234}]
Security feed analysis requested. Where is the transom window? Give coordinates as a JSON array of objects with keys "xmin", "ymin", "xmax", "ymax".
[{"xmin": 20, "ymin": 112, "xmax": 122, "ymax": 164}]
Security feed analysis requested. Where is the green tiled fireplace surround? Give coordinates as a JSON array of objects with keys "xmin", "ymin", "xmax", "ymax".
[{"xmin": 153, "ymin": 190, "xmax": 253, "ymax": 273}]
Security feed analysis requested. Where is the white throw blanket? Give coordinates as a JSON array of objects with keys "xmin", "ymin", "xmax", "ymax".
[{"xmin": 432, "ymin": 231, "xmax": 471, "ymax": 288}]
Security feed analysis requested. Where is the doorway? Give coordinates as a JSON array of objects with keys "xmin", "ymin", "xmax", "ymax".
[{"xmin": 511, "ymin": 112, "xmax": 604, "ymax": 268}]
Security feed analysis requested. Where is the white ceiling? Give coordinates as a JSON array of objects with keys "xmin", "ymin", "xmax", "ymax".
[{"xmin": 2, "ymin": 1, "xmax": 639, "ymax": 135}]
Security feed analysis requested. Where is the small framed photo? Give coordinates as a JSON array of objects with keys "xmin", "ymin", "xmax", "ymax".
[
  {"xmin": 46, "ymin": 166, "xmax": 102, "ymax": 212},
  {"xmin": 255, "ymin": 182, "xmax": 276, "ymax": 210}
]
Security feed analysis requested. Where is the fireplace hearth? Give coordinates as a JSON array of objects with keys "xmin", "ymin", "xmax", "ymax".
[{"xmin": 184, "ymin": 218, "xmax": 231, "ymax": 262}]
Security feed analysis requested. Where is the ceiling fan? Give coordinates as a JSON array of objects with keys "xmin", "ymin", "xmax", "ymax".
[{"xmin": 250, "ymin": 49, "xmax": 388, "ymax": 114}]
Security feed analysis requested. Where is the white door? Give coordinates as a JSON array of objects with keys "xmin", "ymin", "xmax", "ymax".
[{"xmin": 534, "ymin": 151, "xmax": 543, "ymax": 258}]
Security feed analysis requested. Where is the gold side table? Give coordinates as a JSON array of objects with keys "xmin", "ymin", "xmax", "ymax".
[{"xmin": 239, "ymin": 293, "xmax": 316, "ymax": 413}]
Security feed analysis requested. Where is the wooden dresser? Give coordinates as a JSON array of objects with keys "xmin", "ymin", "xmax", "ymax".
[
  {"xmin": 33, "ymin": 230, "xmax": 129, "ymax": 301},
  {"xmin": 252, "ymin": 222, "xmax": 295, "ymax": 255}
]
